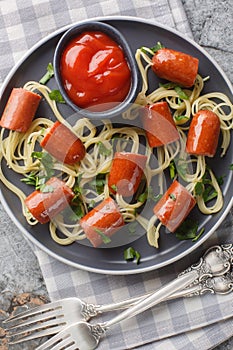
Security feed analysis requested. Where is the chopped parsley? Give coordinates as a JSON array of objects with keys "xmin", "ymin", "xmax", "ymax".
[
  {"xmin": 110, "ymin": 184, "xmax": 117, "ymax": 192},
  {"xmin": 169, "ymin": 160, "xmax": 176, "ymax": 180},
  {"xmin": 31, "ymin": 151, "xmax": 55, "ymax": 179},
  {"xmin": 194, "ymin": 170, "xmax": 224, "ymax": 203},
  {"xmin": 40, "ymin": 184, "xmax": 54, "ymax": 193},
  {"xmin": 98, "ymin": 141, "xmax": 112, "ymax": 156},
  {"xmin": 175, "ymin": 219, "xmax": 205, "ymax": 242},
  {"xmin": 169, "ymin": 158, "xmax": 189, "ymax": 181},
  {"xmin": 48, "ymin": 90, "xmax": 65, "ymax": 103},
  {"xmin": 39, "ymin": 62, "xmax": 54, "ymax": 85},
  {"xmin": 174, "ymin": 115, "xmax": 189, "ymax": 123},
  {"xmin": 21, "ymin": 172, "xmax": 41, "ymax": 188},
  {"xmin": 137, "ymin": 186, "xmax": 162, "ymax": 203},
  {"xmin": 141, "ymin": 41, "xmax": 165, "ymax": 54},
  {"xmin": 72, "ymin": 173, "xmax": 84, "ymax": 198},
  {"xmin": 69, "ymin": 202, "xmax": 84, "ymax": 221},
  {"xmin": 169, "ymin": 193, "xmax": 176, "ymax": 201},
  {"xmin": 128, "ymin": 221, "xmax": 138, "ymax": 234},
  {"xmin": 21, "ymin": 152, "xmax": 55, "ymax": 190},
  {"xmin": 90, "ymin": 174, "xmax": 106, "ymax": 194},
  {"xmin": 149, "ymin": 41, "xmax": 165, "ymax": 53},
  {"xmin": 159, "ymin": 82, "xmax": 189, "ymax": 101},
  {"xmin": 174, "ymin": 86, "xmax": 189, "ymax": 100},
  {"xmin": 94, "ymin": 228, "xmax": 111, "ymax": 244},
  {"xmin": 124, "ymin": 247, "xmax": 141, "ymax": 264}
]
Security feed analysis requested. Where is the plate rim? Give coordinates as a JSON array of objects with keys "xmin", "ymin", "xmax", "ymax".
[{"xmin": 0, "ymin": 15, "xmax": 233, "ymax": 275}]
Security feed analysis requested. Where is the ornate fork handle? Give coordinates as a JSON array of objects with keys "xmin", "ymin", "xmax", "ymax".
[
  {"xmin": 82, "ymin": 244, "xmax": 233, "ymax": 319},
  {"xmin": 180, "ymin": 244, "xmax": 233, "ymax": 278},
  {"xmin": 84, "ymin": 270, "xmax": 233, "ymax": 348}
]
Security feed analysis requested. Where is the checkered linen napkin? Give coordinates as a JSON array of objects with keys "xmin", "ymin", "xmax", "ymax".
[{"xmin": 1, "ymin": 1, "xmax": 233, "ymax": 349}]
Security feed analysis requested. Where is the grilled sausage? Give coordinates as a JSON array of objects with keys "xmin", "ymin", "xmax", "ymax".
[
  {"xmin": 153, "ymin": 180, "xmax": 196, "ymax": 232},
  {"xmin": 40, "ymin": 121, "xmax": 86, "ymax": 164},
  {"xmin": 80, "ymin": 197, "xmax": 125, "ymax": 247},
  {"xmin": 108, "ymin": 152, "xmax": 147, "ymax": 197},
  {"xmin": 186, "ymin": 110, "xmax": 220, "ymax": 157},
  {"xmin": 152, "ymin": 48, "xmax": 199, "ymax": 87},
  {"xmin": 25, "ymin": 177, "xmax": 74, "ymax": 224},
  {"xmin": 0, "ymin": 88, "xmax": 41, "ymax": 132},
  {"xmin": 141, "ymin": 101, "xmax": 179, "ymax": 147}
]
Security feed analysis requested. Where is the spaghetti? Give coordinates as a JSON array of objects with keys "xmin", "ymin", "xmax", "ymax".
[{"xmin": 0, "ymin": 45, "xmax": 232, "ymax": 248}]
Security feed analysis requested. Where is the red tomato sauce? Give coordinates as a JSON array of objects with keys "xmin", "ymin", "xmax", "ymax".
[{"xmin": 60, "ymin": 31, "xmax": 131, "ymax": 110}]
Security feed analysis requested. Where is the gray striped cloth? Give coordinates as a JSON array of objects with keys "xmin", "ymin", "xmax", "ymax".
[{"xmin": 1, "ymin": 1, "xmax": 233, "ymax": 349}]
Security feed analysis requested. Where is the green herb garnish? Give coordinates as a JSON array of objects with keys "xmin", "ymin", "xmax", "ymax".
[
  {"xmin": 150, "ymin": 41, "xmax": 165, "ymax": 53},
  {"xmin": 137, "ymin": 191, "xmax": 148, "ymax": 203},
  {"xmin": 31, "ymin": 151, "xmax": 55, "ymax": 179},
  {"xmin": 111, "ymin": 184, "xmax": 117, "ymax": 192},
  {"xmin": 141, "ymin": 42, "xmax": 165, "ymax": 54},
  {"xmin": 174, "ymin": 86, "xmax": 189, "ymax": 100},
  {"xmin": 175, "ymin": 219, "xmax": 205, "ymax": 242},
  {"xmin": 159, "ymin": 82, "xmax": 177, "ymax": 89},
  {"xmin": 40, "ymin": 184, "xmax": 54, "ymax": 193},
  {"xmin": 174, "ymin": 115, "xmax": 189, "ymax": 122},
  {"xmin": 94, "ymin": 228, "xmax": 111, "ymax": 244},
  {"xmin": 137, "ymin": 186, "xmax": 162, "ymax": 204},
  {"xmin": 90, "ymin": 174, "xmax": 106, "ymax": 194},
  {"xmin": 48, "ymin": 90, "xmax": 65, "ymax": 103},
  {"xmin": 128, "ymin": 222, "xmax": 138, "ymax": 234},
  {"xmin": 88, "ymin": 200, "xmax": 96, "ymax": 209},
  {"xmin": 21, "ymin": 172, "xmax": 40, "ymax": 187},
  {"xmin": 194, "ymin": 181, "xmax": 204, "ymax": 196},
  {"xmin": 169, "ymin": 160, "xmax": 176, "ymax": 180},
  {"xmin": 203, "ymin": 186, "xmax": 218, "ymax": 202},
  {"xmin": 194, "ymin": 170, "xmax": 223, "ymax": 203},
  {"xmin": 192, "ymin": 228, "xmax": 205, "ymax": 242},
  {"xmin": 159, "ymin": 82, "xmax": 189, "ymax": 100},
  {"xmin": 124, "ymin": 247, "xmax": 141, "ymax": 264},
  {"xmin": 229, "ymin": 164, "xmax": 233, "ymax": 170},
  {"xmin": 72, "ymin": 173, "xmax": 84, "ymax": 198},
  {"xmin": 39, "ymin": 63, "xmax": 54, "ymax": 84},
  {"xmin": 98, "ymin": 141, "xmax": 112, "ymax": 156},
  {"xmin": 169, "ymin": 158, "xmax": 188, "ymax": 181},
  {"xmin": 22, "ymin": 152, "xmax": 55, "ymax": 190},
  {"xmin": 70, "ymin": 203, "xmax": 84, "ymax": 221},
  {"xmin": 169, "ymin": 193, "xmax": 176, "ymax": 201}
]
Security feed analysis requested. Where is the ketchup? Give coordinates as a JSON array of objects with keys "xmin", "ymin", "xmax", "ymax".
[{"xmin": 60, "ymin": 31, "xmax": 131, "ymax": 110}]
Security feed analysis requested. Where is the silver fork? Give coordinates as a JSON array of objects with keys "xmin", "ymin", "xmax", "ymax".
[
  {"xmin": 36, "ymin": 260, "xmax": 233, "ymax": 350},
  {"xmin": 4, "ymin": 244, "xmax": 233, "ymax": 346},
  {"xmin": 35, "ymin": 269, "xmax": 199, "ymax": 350}
]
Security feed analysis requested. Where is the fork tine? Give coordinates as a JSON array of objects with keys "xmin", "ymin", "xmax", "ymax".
[
  {"xmin": 5, "ymin": 308, "xmax": 64, "ymax": 331},
  {"xmin": 35, "ymin": 329, "xmax": 69, "ymax": 350},
  {"xmin": 8, "ymin": 324, "xmax": 65, "ymax": 345},
  {"xmin": 47, "ymin": 335, "xmax": 74, "ymax": 350},
  {"xmin": 3, "ymin": 300, "xmax": 62, "ymax": 323},
  {"xmin": 8, "ymin": 317, "xmax": 66, "ymax": 339},
  {"xmin": 65, "ymin": 344, "xmax": 78, "ymax": 350}
]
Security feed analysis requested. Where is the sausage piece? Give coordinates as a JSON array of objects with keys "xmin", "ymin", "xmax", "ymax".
[
  {"xmin": 186, "ymin": 110, "xmax": 220, "ymax": 157},
  {"xmin": 108, "ymin": 152, "xmax": 147, "ymax": 197},
  {"xmin": 152, "ymin": 48, "xmax": 199, "ymax": 87},
  {"xmin": 40, "ymin": 121, "xmax": 86, "ymax": 164},
  {"xmin": 0, "ymin": 88, "xmax": 41, "ymax": 132},
  {"xmin": 80, "ymin": 197, "xmax": 125, "ymax": 247},
  {"xmin": 25, "ymin": 177, "xmax": 75, "ymax": 224},
  {"xmin": 153, "ymin": 180, "xmax": 196, "ymax": 233},
  {"xmin": 141, "ymin": 101, "xmax": 179, "ymax": 147}
]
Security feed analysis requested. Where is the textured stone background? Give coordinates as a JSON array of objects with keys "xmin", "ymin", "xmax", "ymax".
[{"xmin": 0, "ymin": 0, "xmax": 233, "ymax": 349}]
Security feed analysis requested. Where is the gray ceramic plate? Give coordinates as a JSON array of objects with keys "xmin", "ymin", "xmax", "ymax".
[{"xmin": 0, "ymin": 16, "xmax": 232, "ymax": 274}]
